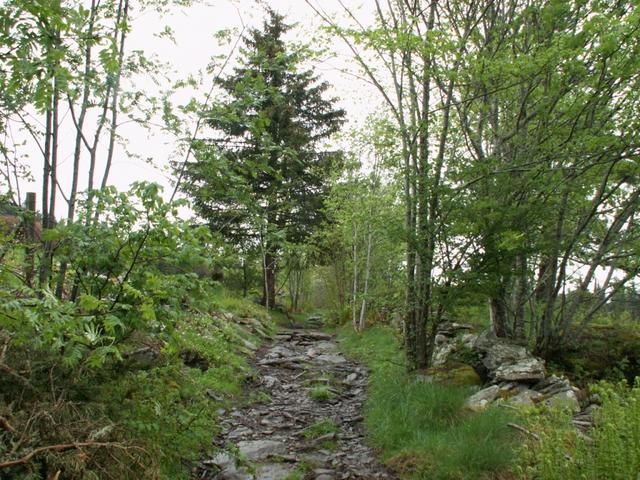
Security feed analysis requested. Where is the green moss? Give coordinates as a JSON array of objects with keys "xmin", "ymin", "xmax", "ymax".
[{"xmin": 426, "ymin": 363, "xmax": 482, "ymax": 387}]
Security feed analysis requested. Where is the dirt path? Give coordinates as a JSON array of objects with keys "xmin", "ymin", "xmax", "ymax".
[{"xmin": 196, "ymin": 329, "xmax": 394, "ymax": 480}]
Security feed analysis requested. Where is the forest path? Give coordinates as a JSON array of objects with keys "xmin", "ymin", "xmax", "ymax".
[{"xmin": 197, "ymin": 328, "xmax": 394, "ymax": 480}]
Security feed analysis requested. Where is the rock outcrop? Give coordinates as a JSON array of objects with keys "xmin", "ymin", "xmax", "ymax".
[{"xmin": 431, "ymin": 323, "xmax": 587, "ymax": 420}]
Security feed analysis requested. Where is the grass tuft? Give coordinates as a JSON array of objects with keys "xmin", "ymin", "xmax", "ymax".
[
  {"xmin": 309, "ymin": 384, "xmax": 334, "ymax": 402},
  {"xmin": 302, "ymin": 418, "xmax": 339, "ymax": 439}
]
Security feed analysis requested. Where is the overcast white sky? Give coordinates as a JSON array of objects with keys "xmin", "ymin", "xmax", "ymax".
[{"xmin": 16, "ymin": 0, "xmax": 382, "ymax": 217}]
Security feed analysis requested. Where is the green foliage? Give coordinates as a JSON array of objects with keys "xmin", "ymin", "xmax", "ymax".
[
  {"xmin": 99, "ymin": 312, "xmax": 254, "ymax": 478},
  {"xmin": 337, "ymin": 325, "xmax": 517, "ymax": 479},
  {"xmin": 0, "ymin": 183, "xmax": 272, "ymax": 479},
  {"xmin": 180, "ymin": 9, "xmax": 346, "ymax": 309},
  {"xmin": 548, "ymin": 323, "xmax": 640, "ymax": 386},
  {"xmin": 0, "ymin": 282, "xmax": 266, "ymax": 479},
  {"xmin": 181, "ymin": 8, "xmax": 345, "ymax": 248},
  {"xmin": 521, "ymin": 381, "xmax": 640, "ymax": 480},
  {"xmin": 1, "ymin": 183, "xmax": 214, "ymax": 370},
  {"xmin": 317, "ymin": 115, "xmax": 405, "ymax": 323}
]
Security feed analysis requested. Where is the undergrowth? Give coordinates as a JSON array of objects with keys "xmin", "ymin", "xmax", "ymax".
[
  {"xmin": 0, "ymin": 185, "xmax": 272, "ymax": 479},
  {"xmin": 0, "ymin": 286, "xmax": 269, "ymax": 479},
  {"xmin": 520, "ymin": 380, "xmax": 640, "ymax": 480},
  {"xmin": 337, "ymin": 325, "xmax": 517, "ymax": 479}
]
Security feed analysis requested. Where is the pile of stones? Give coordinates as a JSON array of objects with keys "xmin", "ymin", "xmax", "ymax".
[{"xmin": 430, "ymin": 323, "xmax": 597, "ymax": 430}]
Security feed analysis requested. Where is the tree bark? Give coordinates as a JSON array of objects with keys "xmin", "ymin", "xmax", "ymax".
[
  {"xmin": 352, "ymin": 224, "xmax": 359, "ymax": 331},
  {"xmin": 24, "ymin": 192, "xmax": 36, "ymax": 287},
  {"xmin": 358, "ymin": 222, "xmax": 373, "ymax": 332},
  {"xmin": 512, "ymin": 253, "xmax": 527, "ymax": 341},
  {"xmin": 262, "ymin": 251, "xmax": 277, "ymax": 310},
  {"xmin": 99, "ymin": 0, "xmax": 129, "ymax": 192},
  {"xmin": 490, "ymin": 295, "xmax": 509, "ymax": 338}
]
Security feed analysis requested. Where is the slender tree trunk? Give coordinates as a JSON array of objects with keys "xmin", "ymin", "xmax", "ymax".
[
  {"xmin": 262, "ymin": 251, "xmax": 277, "ymax": 310},
  {"xmin": 39, "ymin": 71, "xmax": 59, "ymax": 288},
  {"xmin": 99, "ymin": 0, "xmax": 129, "ymax": 193},
  {"xmin": 358, "ymin": 222, "xmax": 373, "ymax": 332},
  {"xmin": 513, "ymin": 253, "xmax": 527, "ymax": 341},
  {"xmin": 24, "ymin": 192, "xmax": 36, "ymax": 287},
  {"xmin": 334, "ymin": 259, "xmax": 346, "ymax": 309},
  {"xmin": 352, "ymin": 224, "xmax": 359, "ymax": 331},
  {"xmin": 400, "ymin": 43, "xmax": 418, "ymax": 365},
  {"xmin": 241, "ymin": 258, "xmax": 248, "ymax": 297},
  {"xmin": 41, "ymin": 105, "xmax": 52, "ymax": 233},
  {"xmin": 490, "ymin": 294, "xmax": 509, "ymax": 337},
  {"xmin": 56, "ymin": 0, "xmax": 98, "ymax": 298},
  {"xmin": 86, "ymin": 0, "xmax": 121, "ymax": 223},
  {"xmin": 414, "ymin": 0, "xmax": 437, "ymax": 369},
  {"xmin": 68, "ymin": 0, "xmax": 96, "ymax": 220}
]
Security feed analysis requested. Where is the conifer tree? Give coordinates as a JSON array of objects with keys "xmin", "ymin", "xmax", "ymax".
[{"xmin": 182, "ymin": 9, "xmax": 345, "ymax": 308}]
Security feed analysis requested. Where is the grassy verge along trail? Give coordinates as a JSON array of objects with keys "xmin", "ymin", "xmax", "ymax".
[{"xmin": 336, "ymin": 325, "xmax": 518, "ymax": 480}]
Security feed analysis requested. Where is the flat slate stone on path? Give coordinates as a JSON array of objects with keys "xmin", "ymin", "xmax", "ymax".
[{"xmin": 195, "ymin": 329, "xmax": 394, "ymax": 480}]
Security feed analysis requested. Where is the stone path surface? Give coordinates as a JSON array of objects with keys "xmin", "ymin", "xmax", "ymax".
[{"xmin": 195, "ymin": 329, "xmax": 394, "ymax": 480}]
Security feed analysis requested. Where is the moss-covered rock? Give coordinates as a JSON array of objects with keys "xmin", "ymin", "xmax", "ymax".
[
  {"xmin": 424, "ymin": 363, "xmax": 482, "ymax": 386},
  {"xmin": 449, "ymin": 364, "xmax": 483, "ymax": 386}
]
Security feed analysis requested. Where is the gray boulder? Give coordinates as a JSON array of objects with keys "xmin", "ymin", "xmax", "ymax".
[
  {"xmin": 474, "ymin": 331, "xmax": 546, "ymax": 382},
  {"xmin": 544, "ymin": 389, "xmax": 580, "ymax": 412},
  {"xmin": 465, "ymin": 385, "xmax": 500, "ymax": 412},
  {"xmin": 432, "ymin": 342, "xmax": 457, "ymax": 367},
  {"xmin": 508, "ymin": 388, "xmax": 542, "ymax": 407},
  {"xmin": 237, "ymin": 439, "xmax": 287, "ymax": 461},
  {"xmin": 493, "ymin": 357, "xmax": 546, "ymax": 382}
]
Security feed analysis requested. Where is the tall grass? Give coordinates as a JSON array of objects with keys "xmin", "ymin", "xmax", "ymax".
[{"xmin": 338, "ymin": 325, "xmax": 517, "ymax": 479}]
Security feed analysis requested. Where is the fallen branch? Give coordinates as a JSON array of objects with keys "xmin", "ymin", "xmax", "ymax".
[
  {"xmin": 0, "ymin": 442, "xmax": 129, "ymax": 470},
  {"xmin": 0, "ymin": 416, "xmax": 15, "ymax": 434},
  {"xmin": 507, "ymin": 422, "xmax": 540, "ymax": 441},
  {"xmin": 0, "ymin": 363, "xmax": 35, "ymax": 391}
]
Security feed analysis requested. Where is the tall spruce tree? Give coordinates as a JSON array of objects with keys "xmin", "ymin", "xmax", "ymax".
[{"xmin": 182, "ymin": 10, "xmax": 345, "ymax": 308}]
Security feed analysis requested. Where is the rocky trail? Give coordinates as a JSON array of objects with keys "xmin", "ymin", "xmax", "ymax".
[{"xmin": 195, "ymin": 328, "xmax": 394, "ymax": 480}]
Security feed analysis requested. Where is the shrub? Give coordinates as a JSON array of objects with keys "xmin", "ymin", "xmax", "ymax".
[{"xmin": 0, "ymin": 184, "xmax": 269, "ymax": 479}]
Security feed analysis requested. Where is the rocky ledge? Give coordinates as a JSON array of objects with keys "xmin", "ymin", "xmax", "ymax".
[{"xmin": 429, "ymin": 323, "xmax": 597, "ymax": 431}]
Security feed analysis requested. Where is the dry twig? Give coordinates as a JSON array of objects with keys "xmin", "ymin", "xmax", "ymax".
[
  {"xmin": 0, "ymin": 442, "xmax": 138, "ymax": 470},
  {"xmin": 507, "ymin": 422, "xmax": 541, "ymax": 441}
]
